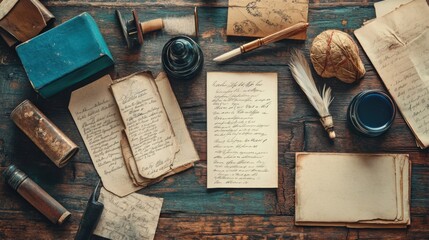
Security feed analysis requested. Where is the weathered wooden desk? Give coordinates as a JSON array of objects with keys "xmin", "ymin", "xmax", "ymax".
[{"xmin": 0, "ymin": 0, "xmax": 428, "ymax": 239}]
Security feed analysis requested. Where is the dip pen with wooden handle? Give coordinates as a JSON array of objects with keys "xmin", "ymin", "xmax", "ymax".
[{"xmin": 213, "ymin": 22, "xmax": 309, "ymax": 62}]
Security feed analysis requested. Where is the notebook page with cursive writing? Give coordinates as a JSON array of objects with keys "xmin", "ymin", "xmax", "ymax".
[
  {"xmin": 207, "ymin": 72, "xmax": 278, "ymax": 188},
  {"xmin": 355, "ymin": 0, "xmax": 429, "ymax": 148}
]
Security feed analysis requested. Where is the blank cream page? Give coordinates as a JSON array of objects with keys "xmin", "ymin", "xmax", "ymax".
[{"xmin": 295, "ymin": 153, "xmax": 398, "ymax": 222}]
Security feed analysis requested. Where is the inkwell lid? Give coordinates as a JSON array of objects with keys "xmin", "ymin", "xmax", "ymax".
[
  {"xmin": 3, "ymin": 165, "xmax": 28, "ymax": 190},
  {"xmin": 162, "ymin": 36, "xmax": 204, "ymax": 80}
]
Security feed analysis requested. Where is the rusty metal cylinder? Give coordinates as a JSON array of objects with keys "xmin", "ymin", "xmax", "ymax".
[
  {"xmin": 3, "ymin": 165, "xmax": 71, "ymax": 224},
  {"xmin": 10, "ymin": 100, "xmax": 78, "ymax": 168}
]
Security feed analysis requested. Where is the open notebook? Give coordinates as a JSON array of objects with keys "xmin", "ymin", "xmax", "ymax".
[{"xmin": 295, "ymin": 153, "xmax": 410, "ymax": 228}]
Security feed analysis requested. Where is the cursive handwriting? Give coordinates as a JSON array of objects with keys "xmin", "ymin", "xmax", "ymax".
[
  {"xmin": 111, "ymin": 74, "xmax": 178, "ymax": 179},
  {"xmin": 356, "ymin": 6, "xmax": 429, "ymax": 146},
  {"xmin": 94, "ymin": 188, "xmax": 163, "ymax": 240},
  {"xmin": 69, "ymin": 75, "xmax": 144, "ymax": 196},
  {"xmin": 207, "ymin": 72, "xmax": 277, "ymax": 188}
]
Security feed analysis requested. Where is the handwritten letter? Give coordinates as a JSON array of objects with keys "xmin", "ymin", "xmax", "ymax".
[
  {"xmin": 355, "ymin": 0, "xmax": 429, "ymax": 148},
  {"xmin": 111, "ymin": 72, "xmax": 179, "ymax": 179},
  {"xmin": 69, "ymin": 75, "xmax": 143, "ymax": 197},
  {"xmin": 93, "ymin": 188, "xmax": 163, "ymax": 240},
  {"xmin": 118, "ymin": 72, "xmax": 199, "ymax": 187},
  {"xmin": 207, "ymin": 72, "xmax": 278, "ymax": 188}
]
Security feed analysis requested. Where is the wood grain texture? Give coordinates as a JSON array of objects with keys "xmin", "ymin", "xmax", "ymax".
[{"xmin": 0, "ymin": 0, "xmax": 428, "ymax": 239}]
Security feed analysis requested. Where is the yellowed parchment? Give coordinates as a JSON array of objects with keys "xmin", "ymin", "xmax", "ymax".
[
  {"xmin": 120, "ymin": 128, "xmax": 197, "ymax": 188},
  {"xmin": 69, "ymin": 75, "xmax": 143, "ymax": 197},
  {"xmin": 121, "ymin": 131, "xmax": 149, "ymax": 186},
  {"xmin": 226, "ymin": 0, "xmax": 309, "ymax": 39},
  {"xmin": 154, "ymin": 72, "xmax": 200, "ymax": 169},
  {"xmin": 295, "ymin": 153, "xmax": 410, "ymax": 228},
  {"xmin": 207, "ymin": 72, "xmax": 278, "ymax": 188},
  {"xmin": 93, "ymin": 188, "xmax": 163, "ymax": 240},
  {"xmin": 355, "ymin": 0, "xmax": 429, "ymax": 148},
  {"xmin": 111, "ymin": 72, "xmax": 179, "ymax": 179},
  {"xmin": 374, "ymin": 0, "xmax": 413, "ymax": 17},
  {"xmin": 118, "ymin": 72, "xmax": 200, "ymax": 187},
  {"xmin": 69, "ymin": 72, "xmax": 199, "ymax": 196}
]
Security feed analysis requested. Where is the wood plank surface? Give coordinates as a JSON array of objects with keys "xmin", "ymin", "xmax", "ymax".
[{"xmin": 0, "ymin": 0, "xmax": 428, "ymax": 239}]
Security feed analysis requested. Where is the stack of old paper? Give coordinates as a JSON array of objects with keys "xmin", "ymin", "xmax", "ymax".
[
  {"xmin": 354, "ymin": 0, "xmax": 429, "ymax": 148},
  {"xmin": 69, "ymin": 72, "xmax": 199, "ymax": 197},
  {"xmin": 295, "ymin": 153, "xmax": 410, "ymax": 228}
]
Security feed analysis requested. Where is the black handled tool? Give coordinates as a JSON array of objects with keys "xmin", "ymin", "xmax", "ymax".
[{"xmin": 75, "ymin": 181, "xmax": 104, "ymax": 240}]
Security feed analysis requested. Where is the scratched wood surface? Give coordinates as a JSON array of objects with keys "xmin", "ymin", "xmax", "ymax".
[{"xmin": 0, "ymin": 0, "xmax": 428, "ymax": 239}]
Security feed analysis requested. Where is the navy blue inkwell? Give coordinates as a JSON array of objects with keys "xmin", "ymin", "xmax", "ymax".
[
  {"xmin": 162, "ymin": 36, "xmax": 203, "ymax": 81},
  {"xmin": 347, "ymin": 90, "xmax": 396, "ymax": 137}
]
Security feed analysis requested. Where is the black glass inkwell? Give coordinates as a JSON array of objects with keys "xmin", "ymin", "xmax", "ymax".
[
  {"xmin": 162, "ymin": 36, "xmax": 203, "ymax": 80},
  {"xmin": 347, "ymin": 90, "xmax": 396, "ymax": 137}
]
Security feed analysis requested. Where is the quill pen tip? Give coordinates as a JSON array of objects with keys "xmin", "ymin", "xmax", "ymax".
[{"xmin": 328, "ymin": 131, "xmax": 336, "ymax": 139}]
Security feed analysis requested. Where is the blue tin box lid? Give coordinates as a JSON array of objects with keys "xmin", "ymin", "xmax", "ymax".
[{"xmin": 16, "ymin": 12, "xmax": 114, "ymax": 96}]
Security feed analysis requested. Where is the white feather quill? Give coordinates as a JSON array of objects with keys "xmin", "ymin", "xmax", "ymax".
[{"xmin": 289, "ymin": 50, "xmax": 336, "ymax": 139}]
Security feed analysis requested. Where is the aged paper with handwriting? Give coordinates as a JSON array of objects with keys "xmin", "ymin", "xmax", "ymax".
[
  {"xmin": 111, "ymin": 72, "xmax": 179, "ymax": 179},
  {"xmin": 117, "ymin": 72, "xmax": 199, "ymax": 187},
  {"xmin": 207, "ymin": 72, "xmax": 278, "ymax": 188},
  {"xmin": 355, "ymin": 0, "xmax": 429, "ymax": 148},
  {"xmin": 69, "ymin": 75, "xmax": 143, "ymax": 197},
  {"xmin": 295, "ymin": 153, "xmax": 410, "ymax": 228},
  {"xmin": 226, "ymin": 0, "xmax": 309, "ymax": 39},
  {"xmin": 93, "ymin": 188, "xmax": 163, "ymax": 240},
  {"xmin": 69, "ymin": 72, "xmax": 199, "ymax": 196}
]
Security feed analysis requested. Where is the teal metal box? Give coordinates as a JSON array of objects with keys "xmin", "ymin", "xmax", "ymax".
[{"xmin": 16, "ymin": 12, "xmax": 114, "ymax": 98}]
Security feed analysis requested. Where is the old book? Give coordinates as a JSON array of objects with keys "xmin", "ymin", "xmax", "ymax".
[
  {"xmin": 354, "ymin": 0, "xmax": 429, "ymax": 148},
  {"xmin": 16, "ymin": 12, "xmax": 114, "ymax": 98},
  {"xmin": 69, "ymin": 72, "xmax": 199, "ymax": 197},
  {"xmin": 0, "ymin": 0, "xmax": 55, "ymax": 46},
  {"xmin": 295, "ymin": 152, "xmax": 410, "ymax": 228},
  {"xmin": 226, "ymin": 0, "xmax": 309, "ymax": 39},
  {"xmin": 207, "ymin": 72, "xmax": 278, "ymax": 188}
]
